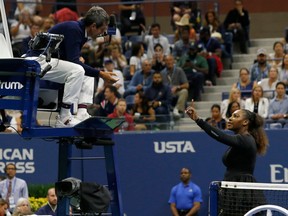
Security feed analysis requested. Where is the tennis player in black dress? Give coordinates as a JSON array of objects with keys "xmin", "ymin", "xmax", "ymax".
[{"xmin": 186, "ymin": 102, "xmax": 269, "ymax": 216}]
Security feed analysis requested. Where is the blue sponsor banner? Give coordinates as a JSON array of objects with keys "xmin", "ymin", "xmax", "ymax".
[{"xmin": 0, "ymin": 130, "xmax": 287, "ymax": 216}]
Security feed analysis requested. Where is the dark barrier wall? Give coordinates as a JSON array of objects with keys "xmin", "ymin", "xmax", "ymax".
[{"xmin": 1, "ymin": 130, "xmax": 287, "ymax": 216}]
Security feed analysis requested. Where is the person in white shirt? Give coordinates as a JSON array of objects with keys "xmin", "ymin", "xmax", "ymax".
[
  {"xmin": 258, "ymin": 66, "xmax": 279, "ymax": 99},
  {"xmin": 97, "ymin": 59, "xmax": 124, "ymax": 97},
  {"xmin": 143, "ymin": 23, "xmax": 170, "ymax": 60},
  {"xmin": 245, "ymin": 85, "xmax": 269, "ymax": 119}
]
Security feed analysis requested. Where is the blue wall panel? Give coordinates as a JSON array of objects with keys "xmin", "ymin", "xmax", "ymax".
[{"xmin": 0, "ymin": 130, "xmax": 287, "ymax": 216}]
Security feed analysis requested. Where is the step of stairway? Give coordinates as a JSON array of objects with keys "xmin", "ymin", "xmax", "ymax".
[
  {"xmin": 250, "ymin": 38, "xmax": 282, "ymax": 47},
  {"xmin": 201, "ymin": 92, "xmax": 222, "ymax": 101},
  {"xmin": 217, "ymin": 77, "xmax": 238, "ymax": 85},
  {"xmin": 231, "ymin": 61, "xmax": 252, "ymax": 70},
  {"xmin": 233, "ymin": 54, "xmax": 255, "ymax": 63},
  {"xmin": 194, "ymin": 101, "xmax": 220, "ymax": 110},
  {"xmin": 248, "ymin": 46, "xmax": 272, "ymax": 55},
  {"xmin": 204, "ymin": 85, "xmax": 233, "ymax": 93},
  {"xmin": 221, "ymin": 69, "xmax": 238, "ymax": 77}
]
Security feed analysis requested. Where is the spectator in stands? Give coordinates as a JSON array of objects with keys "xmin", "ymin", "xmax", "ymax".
[
  {"xmin": 151, "ymin": 43, "xmax": 166, "ymax": 71},
  {"xmin": 94, "ymin": 85, "xmax": 120, "ymax": 117},
  {"xmin": 203, "ymin": 10, "xmax": 224, "ymax": 38},
  {"xmin": 195, "ymin": 26, "xmax": 222, "ymax": 85},
  {"xmin": 50, "ymin": 7, "xmax": 79, "ymax": 24},
  {"xmin": 177, "ymin": 42, "xmax": 208, "ymax": 101},
  {"xmin": 225, "ymin": 101, "xmax": 241, "ymax": 122},
  {"xmin": 279, "ymin": 53, "xmax": 288, "ymax": 85},
  {"xmin": 168, "ymin": 167, "xmax": 202, "ymax": 216},
  {"xmin": 97, "ymin": 59, "xmax": 124, "ymax": 97},
  {"xmin": 0, "ymin": 163, "xmax": 29, "ymax": 213},
  {"xmin": 12, "ymin": 198, "xmax": 33, "ymax": 216},
  {"xmin": 268, "ymin": 41, "xmax": 285, "ymax": 72},
  {"xmin": 25, "ymin": 6, "xmax": 118, "ymax": 127},
  {"xmin": 173, "ymin": 16, "xmax": 197, "ymax": 43},
  {"xmin": 10, "ymin": 9, "xmax": 32, "ymax": 57},
  {"xmin": 119, "ymin": 0, "xmax": 146, "ymax": 35},
  {"xmin": 258, "ymin": 66, "xmax": 279, "ymax": 99},
  {"xmin": 144, "ymin": 71, "xmax": 172, "ymax": 124},
  {"xmin": 14, "ymin": 0, "xmax": 42, "ymax": 18},
  {"xmin": 186, "ymin": 99, "xmax": 269, "ymax": 216},
  {"xmin": 107, "ymin": 44, "xmax": 127, "ymax": 71},
  {"xmin": 250, "ymin": 48, "xmax": 271, "ymax": 82},
  {"xmin": 221, "ymin": 87, "xmax": 245, "ymax": 120},
  {"xmin": 143, "ymin": 23, "xmax": 170, "ymax": 60},
  {"xmin": 267, "ymin": 82, "xmax": 288, "ymax": 126},
  {"xmin": 173, "ymin": 25, "xmax": 194, "ymax": 60},
  {"xmin": 223, "ymin": 0, "xmax": 250, "ymax": 54},
  {"xmin": 130, "ymin": 91, "xmax": 156, "ymax": 130},
  {"xmin": 232, "ymin": 68, "xmax": 256, "ymax": 100},
  {"xmin": 0, "ymin": 199, "xmax": 8, "ymax": 216},
  {"xmin": 124, "ymin": 59, "xmax": 153, "ymax": 97},
  {"xmin": 21, "ymin": 23, "xmax": 41, "ymax": 55},
  {"xmin": 161, "ymin": 55, "xmax": 189, "ymax": 118},
  {"xmin": 126, "ymin": 42, "xmax": 147, "ymax": 80},
  {"xmin": 245, "ymin": 85, "xmax": 269, "ymax": 119},
  {"xmin": 40, "ymin": 17, "xmax": 54, "ymax": 32},
  {"xmin": 35, "ymin": 188, "xmax": 57, "ymax": 216},
  {"xmin": 205, "ymin": 104, "xmax": 226, "ymax": 130},
  {"xmin": 170, "ymin": 1, "xmax": 193, "ymax": 31},
  {"xmin": 108, "ymin": 98, "xmax": 135, "ymax": 132}
]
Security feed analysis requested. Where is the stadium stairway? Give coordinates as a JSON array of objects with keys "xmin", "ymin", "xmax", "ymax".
[{"xmin": 174, "ymin": 37, "xmax": 281, "ymax": 131}]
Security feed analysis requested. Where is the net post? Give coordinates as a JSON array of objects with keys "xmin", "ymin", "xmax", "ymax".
[{"xmin": 209, "ymin": 181, "xmax": 220, "ymax": 216}]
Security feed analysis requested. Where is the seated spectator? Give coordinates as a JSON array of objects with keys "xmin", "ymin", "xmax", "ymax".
[
  {"xmin": 144, "ymin": 71, "xmax": 172, "ymax": 124},
  {"xmin": 205, "ymin": 104, "xmax": 226, "ymax": 130},
  {"xmin": 161, "ymin": 55, "xmax": 189, "ymax": 118},
  {"xmin": 250, "ymin": 48, "xmax": 271, "ymax": 82},
  {"xmin": 10, "ymin": 9, "xmax": 32, "ymax": 57},
  {"xmin": 173, "ymin": 25, "xmax": 194, "ymax": 60},
  {"xmin": 93, "ymin": 85, "xmax": 120, "ymax": 117},
  {"xmin": 267, "ymin": 81, "xmax": 288, "ymax": 127},
  {"xmin": 151, "ymin": 43, "xmax": 166, "ymax": 71},
  {"xmin": 126, "ymin": 42, "xmax": 147, "ymax": 80},
  {"xmin": 106, "ymin": 44, "xmax": 127, "ymax": 71},
  {"xmin": 12, "ymin": 198, "xmax": 33, "ymax": 216},
  {"xmin": 195, "ymin": 26, "xmax": 223, "ymax": 85},
  {"xmin": 225, "ymin": 100, "xmax": 241, "ymax": 122},
  {"xmin": 267, "ymin": 41, "xmax": 285, "ymax": 72},
  {"xmin": 143, "ymin": 23, "xmax": 170, "ymax": 60},
  {"xmin": 231, "ymin": 68, "xmax": 256, "ymax": 100},
  {"xmin": 118, "ymin": 0, "xmax": 146, "ymax": 36},
  {"xmin": 221, "ymin": 87, "xmax": 245, "ymax": 120},
  {"xmin": 124, "ymin": 59, "xmax": 153, "ymax": 97},
  {"xmin": 170, "ymin": 1, "xmax": 193, "ymax": 31},
  {"xmin": 35, "ymin": 188, "xmax": 57, "ymax": 216},
  {"xmin": 130, "ymin": 91, "xmax": 156, "ymax": 130},
  {"xmin": 0, "ymin": 199, "xmax": 9, "ymax": 216},
  {"xmin": 173, "ymin": 16, "xmax": 197, "ymax": 43},
  {"xmin": 108, "ymin": 99, "xmax": 135, "ymax": 132},
  {"xmin": 21, "ymin": 23, "xmax": 41, "ymax": 55},
  {"xmin": 40, "ymin": 17, "xmax": 55, "ymax": 32},
  {"xmin": 258, "ymin": 66, "xmax": 279, "ymax": 99},
  {"xmin": 203, "ymin": 10, "xmax": 224, "ymax": 38},
  {"xmin": 51, "ymin": 7, "xmax": 79, "ymax": 24},
  {"xmin": 279, "ymin": 53, "xmax": 288, "ymax": 85},
  {"xmin": 97, "ymin": 59, "xmax": 124, "ymax": 97},
  {"xmin": 223, "ymin": 0, "xmax": 250, "ymax": 54},
  {"xmin": 177, "ymin": 43, "xmax": 208, "ymax": 101},
  {"xmin": 245, "ymin": 85, "xmax": 269, "ymax": 119}
]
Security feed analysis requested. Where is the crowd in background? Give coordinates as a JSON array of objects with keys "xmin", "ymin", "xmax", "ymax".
[{"xmin": 1, "ymin": 0, "xmax": 288, "ymax": 131}]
